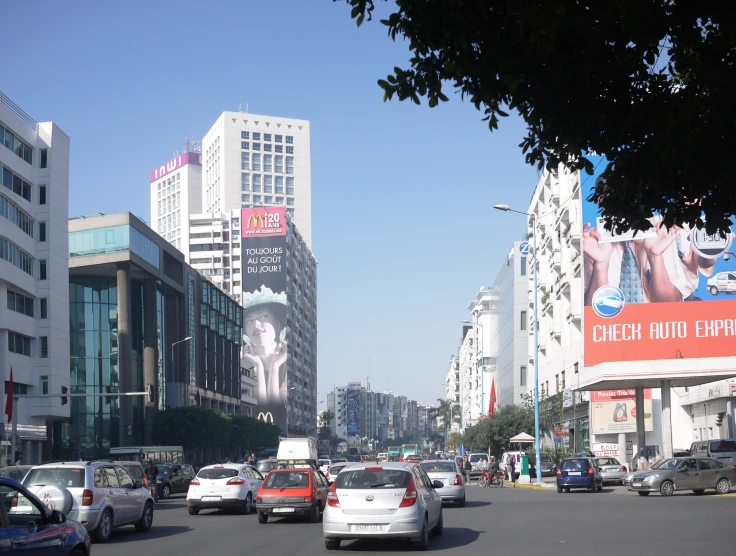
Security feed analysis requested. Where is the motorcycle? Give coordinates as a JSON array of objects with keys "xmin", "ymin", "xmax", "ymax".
[{"xmin": 478, "ymin": 469, "xmax": 504, "ymax": 488}]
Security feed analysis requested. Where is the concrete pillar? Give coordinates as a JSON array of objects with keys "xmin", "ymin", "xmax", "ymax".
[
  {"xmin": 635, "ymin": 387, "xmax": 646, "ymax": 469},
  {"xmin": 618, "ymin": 433, "xmax": 628, "ymax": 470},
  {"xmin": 661, "ymin": 380, "xmax": 673, "ymax": 459},
  {"xmin": 117, "ymin": 262, "xmax": 133, "ymax": 446},
  {"xmin": 143, "ymin": 280, "xmax": 158, "ymax": 445}
]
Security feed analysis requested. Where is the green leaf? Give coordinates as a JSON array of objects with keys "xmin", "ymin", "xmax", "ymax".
[
  {"xmin": 429, "ymin": 96, "xmax": 438, "ymax": 108},
  {"xmin": 377, "ymin": 79, "xmax": 391, "ymax": 90},
  {"xmin": 357, "ymin": 13, "xmax": 365, "ymax": 27}
]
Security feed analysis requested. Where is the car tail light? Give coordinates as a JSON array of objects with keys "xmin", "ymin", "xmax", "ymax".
[
  {"xmin": 588, "ymin": 467, "xmax": 594, "ymax": 476},
  {"xmin": 82, "ymin": 489, "xmax": 94, "ymax": 506},
  {"xmin": 11, "ymin": 493, "xmax": 18, "ymax": 508},
  {"xmin": 621, "ymin": 466, "xmax": 627, "ymax": 472},
  {"xmin": 399, "ymin": 478, "xmax": 418, "ymax": 508},
  {"xmin": 557, "ymin": 468, "xmax": 562, "ymax": 476},
  {"xmin": 304, "ymin": 496, "xmax": 313, "ymax": 503},
  {"xmin": 190, "ymin": 479, "xmax": 200, "ymax": 486},
  {"xmin": 454, "ymin": 474, "xmax": 463, "ymax": 486},
  {"xmin": 364, "ymin": 467, "xmax": 383, "ymax": 471},
  {"xmin": 327, "ymin": 481, "xmax": 340, "ymax": 508},
  {"xmin": 226, "ymin": 477, "xmax": 246, "ymax": 485},
  {"xmin": 256, "ymin": 496, "xmax": 263, "ymax": 504}
]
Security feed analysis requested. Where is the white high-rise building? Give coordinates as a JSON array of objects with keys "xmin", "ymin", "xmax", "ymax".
[
  {"xmin": 149, "ymin": 149, "xmax": 202, "ymax": 256},
  {"xmin": 201, "ymin": 111, "xmax": 312, "ymax": 248},
  {"xmin": 468, "ymin": 287, "xmax": 499, "ymax": 419},
  {"xmin": 0, "ymin": 91, "xmax": 70, "ymax": 464}
]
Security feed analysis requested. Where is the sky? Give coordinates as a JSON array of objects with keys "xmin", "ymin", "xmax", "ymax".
[{"xmin": 4, "ymin": 0, "xmax": 538, "ymax": 406}]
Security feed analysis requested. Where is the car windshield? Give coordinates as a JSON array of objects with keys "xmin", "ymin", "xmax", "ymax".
[
  {"xmin": 256, "ymin": 461, "xmax": 278, "ymax": 474},
  {"xmin": 710, "ymin": 440, "xmax": 736, "ymax": 453},
  {"xmin": 421, "ymin": 462, "xmax": 456, "ymax": 473},
  {"xmin": 157, "ymin": 465, "xmax": 172, "ymax": 476},
  {"xmin": 198, "ymin": 467, "xmax": 239, "ymax": 480},
  {"xmin": 24, "ymin": 467, "xmax": 85, "ymax": 488},
  {"xmin": 540, "ymin": 454, "xmax": 554, "ymax": 463},
  {"xmin": 330, "ymin": 465, "xmax": 348, "ymax": 474},
  {"xmin": 0, "ymin": 469, "xmax": 29, "ymax": 481},
  {"xmin": 263, "ymin": 471, "xmax": 310, "ymax": 489},
  {"xmin": 336, "ymin": 469, "xmax": 412, "ymax": 489},
  {"xmin": 653, "ymin": 459, "xmax": 680, "ymax": 471},
  {"xmin": 561, "ymin": 459, "xmax": 590, "ymax": 470},
  {"xmin": 469, "ymin": 455, "xmax": 483, "ymax": 463}
]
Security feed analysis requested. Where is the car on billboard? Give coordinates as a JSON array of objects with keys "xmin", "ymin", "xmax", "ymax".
[
  {"xmin": 706, "ymin": 272, "xmax": 736, "ymax": 295},
  {"xmin": 592, "ymin": 286, "xmax": 626, "ymax": 318}
]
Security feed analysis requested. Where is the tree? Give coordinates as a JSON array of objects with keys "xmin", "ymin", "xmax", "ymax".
[
  {"xmin": 339, "ymin": 0, "xmax": 736, "ymax": 234},
  {"xmin": 447, "ymin": 432, "xmax": 464, "ymax": 450},
  {"xmin": 318, "ymin": 410, "xmax": 335, "ymax": 441},
  {"xmin": 463, "ymin": 405, "xmax": 536, "ymax": 457}
]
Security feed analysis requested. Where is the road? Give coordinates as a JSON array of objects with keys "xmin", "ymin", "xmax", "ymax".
[{"xmin": 94, "ymin": 484, "xmax": 734, "ymax": 556}]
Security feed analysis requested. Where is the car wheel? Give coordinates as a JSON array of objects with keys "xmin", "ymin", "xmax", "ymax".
[
  {"xmin": 309, "ymin": 503, "xmax": 320, "ymax": 523},
  {"xmin": 660, "ymin": 480, "xmax": 675, "ymax": 497},
  {"xmin": 458, "ymin": 496, "xmax": 466, "ymax": 507},
  {"xmin": 161, "ymin": 484, "xmax": 172, "ymax": 499},
  {"xmin": 188, "ymin": 506, "xmax": 200, "ymax": 515},
  {"xmin": 710, "ymin": 286, "xmax": 719, "ymax": 295},
  {"xmin": 411, "ymin": 516, "xmax": 429, "ymax": 551},
  {"xmin": 557, "ymin": 486, "xmax": 563, "ymax": 493},
  {"xmin": 716, "ymin": 478, "xmax": 731, "ymax": 494},
  {"xmin": 135, "ymin": 502, "xmax": 154, "ymax": 532},
  {"xmin": 325, "ymin": 538, "xmax": 341, "ymax": 550},
  {"xmin": 564, "ymin": 487, "xmax": 570, "ymax": 493},
  {"xmin": 638, "ymin": 491, "xmax": 650, "ymax": 496},
  {"xmin": 432, "ymin": 509, "xmax": 444, "ymax": 536},
  {"xmin": 70, "ymin": 550, "xmax": 86, "ymax": 556},
  {"xmin": 92, "ymin": 509, "xmax": 113, "ymax": 543},
  {"xmin": 258, "ymin": 512, "xmax": 268, "ymax": 524},
  {"xmin": 589, "ymin": 482, "xmax": 597, "ymax": 493},
  {"xmin": 242, "ymin": 493, "xmax": 253, "ymax": 514}
]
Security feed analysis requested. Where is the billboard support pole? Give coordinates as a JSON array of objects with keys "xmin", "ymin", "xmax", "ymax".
[
  {"xmin": 635, "ymin": 387, "xmax": 646, "ymax": 468},
  {"xmin": 661, "ymin": 380, "xmax": 673, "ymax": 460}
]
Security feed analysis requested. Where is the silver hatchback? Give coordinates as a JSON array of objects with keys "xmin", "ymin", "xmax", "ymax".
[
  {"xmin": 323, "ymin": 462, "xmax": 444, "ymax": 551},
  {"xmin": 420, "ymin": 460, "xmax": 465, "ymax": 506}
]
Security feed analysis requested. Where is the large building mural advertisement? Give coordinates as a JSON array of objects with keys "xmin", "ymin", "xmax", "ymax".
[
  {"xmin": 582, "ymin": 155, "xmax": 736, "ymax": 365},
  {"xmin": 590, "ymin": 389, "xmax": 653, "ymax": 434},
  {"xmin": 240, "ymin": 208, "xmax": 288, "ymax": 430}
]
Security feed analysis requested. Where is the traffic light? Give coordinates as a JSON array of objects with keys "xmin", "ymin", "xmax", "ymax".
[
  {"xmin": 61, "ymin": 386, "xmax": 68, "ymax": 405},
  {"xmin": 105, "ymin": 386, "xmax": 112, "ymax": 405}
]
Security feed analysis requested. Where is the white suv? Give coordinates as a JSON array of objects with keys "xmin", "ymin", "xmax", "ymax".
[{"xmin": 21, "ymin": 460, "xmax": 154, "ymax": 542}]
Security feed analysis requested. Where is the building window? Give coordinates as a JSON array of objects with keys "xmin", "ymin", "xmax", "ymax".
[
  {"xmin": 242, "ymin": 194, "xmax": 250, "ymax": 203},
  {"xmin": 275, "ymin": 145, "xmax": 283, "ymax": 153},
  {"xmin": 286, "ymin": 197, "xmax": 294, "ymax": 206},
  {"xmin": 275, "ymin": 196, "xmax": 284, "ymax": 204},
  {"xmin": 286, "ymin": 156, "xmax": 294, "ymax": 174},
  {"xmin": 555, "ymin": 374, "xmax": 559, "ymax": 393},
  {"xmin": 241, "ymin": 131, "xmax": 249, "ymax": 139},
  {"xmin": 561, "ymin": 370, "xmax": 566, "ymax": 389},
  {"xmin": 253, "ymin": 195, "xmax": 262, "ymax": 204},
  {"xmin": 39, "ymin": 222, "xmax": 46, "ymax": 242},
  {"xmin": 1, "ymin": 162, "xmax": 33, "ymax": 202},
  {"xmin": 264, "ymin": 154, "xmax": 272, "ymax": 172},
  {"xmin": 253, "ymin": 132, "xmax": 261, "ymax": 141},
  {"xmin": 286, "ymin": 135, "xmax": 293, "ymax": 144},
  {"xmin": 0, "ymin": 123, "xmax": 33, "ymax": 164},
  {"xmin": 241, "ymin": 173, "xmax": 250, "ymax": 191},
  {"xmin": 287, "ymin": 208, "xmax": 294, "ymax": 217},
  {"xmin": 264, "ymin": 133, "xmax": 272, "ymax": 142},
  {"xmin": 275, "ymin": 155, "xmax": 283, "ymax": 173},
  {"xmin": 264, "ymin": 196, "xmax": 273, "ymax": 204},
  {"xmin": 520, "ymin": 366, "xmax": 527, "ymax": 386},
  {"xmin": 286, "ymin": 177, "xmax": 294, "ymax": 195},
  {"xmin": 7, "ymin": 290, "xmax": 34, "ymax": 317},
  {"xmin": 520, "ymin": 256, "xmax": 527, "ymax": 276},
  {"xmin": 241, "ymin": 152, "xmax": 250, "ymax": 171},
  {"xmin": 275, "ymin": 175, "xmax": 284, "ymax": 193},
  {"xmin": 252, "ymin": 174, "xmax": 262, "ymax": 192},
  {"xmin": 39, "ymin": 260, "xmax": 47, "ymax": 280},
  {"xmin": 39, "ymin": 185, "xmax": 46, "ymax": 205},
  {"xmin": 264, "ymin": 175, "xmax": 273, "ymax": 193},
  {"xmin": 241, "ymin": 141, "xmax": 249, "ymax": 150},
  {"xmin": 41, "ymin": 375, "xmax": 49, "ymax": 395},
  {"xmin": 275, "ymin": 134, "xmax": 282, "ymax": 143},
  {"xmin": 252, "ymin": 143, "xmax": 261, "ymax": 151},
  {"xmin": 40, "ymin": 148, "xmax": 48, "ymax": 168},
  {"xmin": 520, "ymin": 311, "xmax": 526, "ymax": 330},
  {"xmin": 8, "ymin": 332, "xmax": 31, "ymax": 356},
  {"xmin": 0, "ymin": 192, "xmax": 35, "ymax": 237},
  {"xmin": 0, "ymin": 236, "xmax": 34, "ymax": 275},
  {"xmin": 40, "ymin": 298, "xmax": 47, "ymax": 318},
  {"xmin": 41, "ymin": 336, "xmax": 48, "ymax": 358},
  {"xmin": 286, "ymin": 146, "xmax": 294, "ymax": 154},
  {"xmin": 252, "ymin": 154, "xmax": 261, "ymax": 171},
  {"xmin": 264, "ymin": 143, "xmax": 272, "ymax": 152}
]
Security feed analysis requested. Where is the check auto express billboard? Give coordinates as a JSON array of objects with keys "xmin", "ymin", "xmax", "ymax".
[
  {"xmin": 240, "ymin": 207, "xmax": 288, "ymax": 431},
  {"xmin": 582, "ymin": 155, "xmax": 736, "ymax": 365}
]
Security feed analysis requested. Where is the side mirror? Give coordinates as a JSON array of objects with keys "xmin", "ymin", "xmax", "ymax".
[
  {"xmin": 134, "ymin": 479, "xmax": 143, "ymax": 489},
  {"xmin": 49, "ymin": 510, "xmax": 66, "ymax": 524},
  {"xmin": 433, "ymin": 480, "xmax": 444, "ymax": 489},
  {"xmin": 327, "ymin": 480, "xmax": 334, "ymax": 487}
]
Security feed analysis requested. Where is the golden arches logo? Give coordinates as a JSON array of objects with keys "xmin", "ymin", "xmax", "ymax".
[
  {"xmin": 257, "ymin": 411, "xmax": 274, "ymax": 424},
  {"xmin": 247, "ymin": 210, "xmax": 269, "ymax": 229}
]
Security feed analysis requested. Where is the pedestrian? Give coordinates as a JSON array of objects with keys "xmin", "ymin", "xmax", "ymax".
[
  {"xmin": 462, "ymin": 456, "xmax": 472, "ymax": 485},
  {"xmin": 510, "ymin": 454, "xmax": 516, "ymax": 483}
]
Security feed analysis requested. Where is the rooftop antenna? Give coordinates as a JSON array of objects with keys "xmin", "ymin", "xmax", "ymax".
[
  {"xmin": 245, "ymin": 103, "xmax": 249, "ymax": 113},
  {"xmin": 183, "ymin": 137, "xmax": 190, "ymax": 153}
]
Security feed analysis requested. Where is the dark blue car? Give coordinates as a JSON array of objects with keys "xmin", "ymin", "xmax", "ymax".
[
  {"xmin": 0, "ymin": 477, "xmax": 91, "ymax": 554},
  {"xmin": 556, "ymin": 457, "xmax": 603, "ymax": 493}
]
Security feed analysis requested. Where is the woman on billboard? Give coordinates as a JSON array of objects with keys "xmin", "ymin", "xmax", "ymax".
[{"xmin": 241, "ymin": 286, "xmax": 288, "ymax": 414}]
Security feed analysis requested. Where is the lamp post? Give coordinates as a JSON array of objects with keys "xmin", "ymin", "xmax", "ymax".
[
  {"xmin": 170, "ymin": 337, "xmax": 193, "ymax": 407},
  {"xmin": 494, "ymin": 204, "xmax": 543, "ymax": 486}
]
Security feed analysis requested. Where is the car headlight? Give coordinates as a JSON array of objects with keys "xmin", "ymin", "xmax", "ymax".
[{"xmin": 643, "ymin": 475, "xmax": 658, "ymax": 482}]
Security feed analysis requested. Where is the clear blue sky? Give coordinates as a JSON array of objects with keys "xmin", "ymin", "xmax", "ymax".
[{"xmin": 4, "ymin": 0, "xmax": 538, "ymax": 406}]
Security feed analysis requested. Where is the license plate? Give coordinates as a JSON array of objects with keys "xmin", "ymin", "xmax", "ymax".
[
  {"xmin": 273, "ymin": 507, "xmax": 295, "ymax": 513},
  {"xmin": 353, "ymin": 524, "xmax": 384, "ymax": 532},
  {"xmin": 568, "ymin": 471, "xmax": 581, "ymax": 476},
  {"xmin": 632, "ymin": 483, "xmax": 642, "ymax": 488},
  {"xmin": 200, "ymin": 496, "xmax": 221, "ymax": 502}
]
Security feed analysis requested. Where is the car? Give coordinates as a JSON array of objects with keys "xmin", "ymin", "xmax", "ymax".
[
  {"xmin": 594, "ymin": 457, "xmax": 628, "ymax": 485},
  {"xmin": 623, "ymin": 459, "xmax": 668, "ymax": 487},
  {"xmin": 556, "ymin": 457, "xmax": 603, "ymax": 493},
  {"xmin": 347, "ymin": 455, "xmax": 361, "ymax": 463},
  {"xmin": 186, "ymin": 463, "xmax": 264, "ymax": 515},
  {"xmin": 120, "ymin": 461, "xmax": 157, "ymax": 501},
  {"xmin": 467, "ymin": 453, "xmax": 487, "ymax": 476},
  {"xmin": 1, "ymin": 477, "xmax": 92, "ymax": 555},
  {"xmin": 21, "ymin": 460, "xmax": 154, "ymax": 542},
  {"xmin": 325, "ymin": 462, "xmax": 352, "ymax": 482},
  {"xmin": 255, "ymin": 458, "xmax": 279, "ymax": 477},
  {"xmin": 420, "ymin": 459, "xmax": 465, "ymax": 506},
  {"xmin": 377, "ymin": 453, "xmax": 388, "ymax": 461},
  {"xmin": 403, "ymin": 454, "xmax": 423, "ymax": 464},
  {"xmin": 322, "ymin": 462, "xmax": 444, "ymax": 551},
  {"xmin": 501, "ymin": 451, "xmax": 528, "ymax": 481},
  {"xmin": 690, "ymin": 439, "xmax": 736, "ymax": 466},
  {"xmin": 156, "ymin": 463, "xmax": 195, "ymax": 499},
  {"xmin": 319, "ymin": 459, "xmax": 333, "ymax": 475},
  {"xmin": 628, "ymin": 457, "xmax": 736, "ymax": 496},
  {"xmin": 256, "ymin": 467, "xmax": 329, "ymax": 523},
  {"xmin": 0, "ymin": 465, "xmax": 33, "ymax": 483},
  {"xmin": 537, "ymin": 453, "xmax": 558, "ymax": 477},
  {"xmin": 707, "ymin": 271, "xmax": 736, "ymax": 295}
]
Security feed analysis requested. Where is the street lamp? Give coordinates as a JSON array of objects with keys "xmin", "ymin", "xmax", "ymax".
[
  {"xmin": 494, "ymin": 203, "xmax": 543, "ymax": 486},
  {"xmin": 170, "ymin": 337, "xmax": 193, "ymax": 407}
]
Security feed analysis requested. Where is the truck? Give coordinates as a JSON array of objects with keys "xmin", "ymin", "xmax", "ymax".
[
  {"xmin": 387, "ymin": 446, "xmax": 401, "ymax": 461},
  {"xmin": 277, "ymin": 436, "xmax": 318, "ymax": 467},
  {"xmin": 400, "ymin": 444, "xmax": 420, "ymax": 460}
]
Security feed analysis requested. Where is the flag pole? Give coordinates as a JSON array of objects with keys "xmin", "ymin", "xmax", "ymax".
[{"xmin": 10, "ymin": 399, "xmax": 17, "ymax": 465}]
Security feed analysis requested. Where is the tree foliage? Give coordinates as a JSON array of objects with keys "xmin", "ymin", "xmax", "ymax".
[
  {"xmin": 318, "ymin": 410, "xmax": 335, "ymax": 441},
  {"xmin": 338, "ymin": 0, "xmax": 736, "ymax": 234},
  {"xmin": 463, "ymin": 405, "xmax": 536, "ymax": 458}
]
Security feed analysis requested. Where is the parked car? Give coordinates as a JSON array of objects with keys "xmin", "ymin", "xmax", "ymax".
[
  {"xmin": 420, "ymin": 459, "xmax": 465, "ymax": 506},
  {"xmin": 156, "ymin": 463, "xmax": 196, "ymax": 499},
  {"xmin": 629, "ymin": 457, "xmax": 736, "ymax": 496},
  {"xmin": 690, "ymin": 439, "xmax": 736, "ymax": 466},
  {"xmin": 538, "ymin": 453, "xmax": 557, "ymax": 477},
  {"xmin": 624, "ymin": 458, "xmax": 668, "ymax": 487},
  {"xmin": 255, "ymin": 458, "xmax": 279, "ymax": 477},
  {"xmin": 187, "ymin": 463, "xmax": 264, "ymax": 515},
  {"xmin": 594, "ymin": 457, "xmax": 628, "ymax": 485},
  {"xmin": 256, "ymin": 467, "xmax": 329, "ymax": 523},
  {"xmin": 21, "ymin": 460, "xmax": 154, "ymax": 542},
  {"xmin": 377, "ymin": 453, "xmax": 388, "ymax": 461},
  {"xmin": 0, "ymin": 465, "xmax": 33, "ymax": 483},
  {"xmin": 322, "ymin": 461, "xmax": 444, "ymax": 551},
  {"xmin": 120, "ymin": 461, "xmax": 157, "ymax": 501},
  {"xmin": 325, "ymin": 462, "xmax": 352, "ymax": 482},
  {"xmin": 467, "ymin": 453, "xmax": 487, "ymax": 476},
  {"xmin": 557, "ymin": 457, "xmax": 603, "ymax": 493},
  {"xmin": 1, "ymin": 477, "xmax": 92, "ymax": 555}
]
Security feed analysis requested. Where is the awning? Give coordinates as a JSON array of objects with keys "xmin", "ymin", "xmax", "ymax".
[{"xmin": 509, "ymin": 432, "xmax": 535, "ymax": 443}]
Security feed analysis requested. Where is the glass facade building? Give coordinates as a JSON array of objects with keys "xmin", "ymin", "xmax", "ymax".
[{"xmin": 69, "ymin": 225, "xmax": 160, "ymax": 269}]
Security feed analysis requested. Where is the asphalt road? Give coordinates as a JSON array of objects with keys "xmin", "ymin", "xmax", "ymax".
[{"xmin": 93, "ymin": 484, "xmax": 734, "ymax": 556}]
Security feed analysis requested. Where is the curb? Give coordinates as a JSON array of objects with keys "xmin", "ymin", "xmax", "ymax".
[{"xmin": 506, "ymin": 482, "xmax": 553, "ymax": 491}]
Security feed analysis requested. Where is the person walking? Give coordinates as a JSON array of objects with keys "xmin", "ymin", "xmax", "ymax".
[
  {"xmin": 462, "ymin": 456, "xmax": 472, "ymax": 485},
  {"xmin": 510, "ymin": 454, "xmax": 516, "ymax": 483}
]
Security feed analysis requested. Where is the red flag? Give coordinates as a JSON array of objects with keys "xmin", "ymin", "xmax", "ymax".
[
  {"xmin": 488, "ymin": 377, "xmax": 496, "ymax": 416},
  {"xmin": 194, "ymin": 389, "xmax": 201, "ymax": 406},
  {"xmin": 4, "ymin": 368, "xmax": 13, "ymax": 422}
]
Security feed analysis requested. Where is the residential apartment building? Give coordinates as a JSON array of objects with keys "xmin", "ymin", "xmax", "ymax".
[
  {"xmin": 458, "ymin": 328, "xmax": 475, "ymax": 427},
  {"xmin": 444, "ymin": 356, "xmax": 461, "ymax": 434},
  {"xmin": 0, "ymin": 92, "xmax": 70, "ymax": 464},
  {"xmin": 201, "ymin": 111, "xmax": 312, "ymax": 249},
  {"xmin": 468, "ymin": 287, "xmax": 499, "ymax": 419}
]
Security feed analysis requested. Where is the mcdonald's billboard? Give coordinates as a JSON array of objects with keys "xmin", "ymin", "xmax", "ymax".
[{"xmin": 242, "ymin": 207, "xmax": 289, "ymax": 432}]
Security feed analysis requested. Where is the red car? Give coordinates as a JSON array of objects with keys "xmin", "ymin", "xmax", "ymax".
[{"xmin": 256, "ymin": 468, "xmax": 329, "ymax": 524}]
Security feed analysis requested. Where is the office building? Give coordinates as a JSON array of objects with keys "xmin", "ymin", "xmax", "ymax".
[
  {"xmin": 467, "ymin": 287, "xmax": 499, "ymax": 419},
  {"xmin": 0, "ymin": 92, "xmax": 70, "ymax": 464}
]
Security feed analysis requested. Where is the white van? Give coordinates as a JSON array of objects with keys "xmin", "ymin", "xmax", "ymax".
[
  {"xmin": 690, "ymin": 439, "xmax": 736, "ymax": 466},
  {"xmin": 501, "ymin": 451, "xmax": 528, "ymax": 480}
]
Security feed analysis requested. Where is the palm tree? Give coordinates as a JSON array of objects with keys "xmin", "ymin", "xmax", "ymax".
[{"xmin": 435, "ymin": 399, "xmax": 461, "ymax": 448}]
